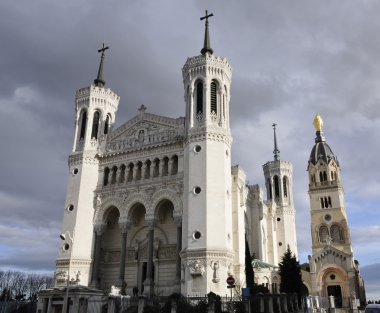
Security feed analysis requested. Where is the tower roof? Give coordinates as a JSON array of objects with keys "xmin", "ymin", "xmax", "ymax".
[
  {"xmin": 200, "ymin": 10, "xmax": 214, "ymax": 55},
  {"xmin": 309, "ymin": 114, "xmax": 338, "ymax": 165},
  {"xmin": 94, "ymin": 43, "xmax": 109, "ymax": 88}
]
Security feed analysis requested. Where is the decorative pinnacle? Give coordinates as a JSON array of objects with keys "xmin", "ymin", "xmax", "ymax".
[
  {"xmin": 94, "ymin": 43, "xmax": 109, "ymax": 88},
  {"xmin": 200, "ymin": 10, "xmax": 214, "ymax": 55},
  {"xmin": 272, "ymin": 123, "xmax": 280, "ymax": 161}
]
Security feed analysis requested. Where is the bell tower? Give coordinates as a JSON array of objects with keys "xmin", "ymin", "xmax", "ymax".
[
  {"xmin": 55, "ymin": 45, "xmax": 120, "ymax": 287},
  {"xmin": 181, "ymin": 11, "xmax": 233, "ymax": 296},
  {"xmin": 262, "ymin": 124, "xmax": 297, "ymax": 264},
  {"xmin": 308, "ymin": 114, "xmax": 352, "ymax": 255},
  {"xmin": 307, "ymin": 114, "xmax": 366, "ymax": 306}
]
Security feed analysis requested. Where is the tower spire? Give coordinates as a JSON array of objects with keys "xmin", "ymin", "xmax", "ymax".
[
  {"xmin": 200, "ymin": 10, "xmax": 214, "ymax": 55},
  {"xmin": 94, "ymin": 43, "xmax": 109, "ymax": 88},
  {"xmin": 272, "ymin": 123, "xmax": 280, "ymax": 161}
]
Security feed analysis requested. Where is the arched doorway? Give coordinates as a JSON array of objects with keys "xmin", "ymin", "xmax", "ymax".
[{"xmin": 99, "ymin": 207, "xmax": 121, "ymax": 290}]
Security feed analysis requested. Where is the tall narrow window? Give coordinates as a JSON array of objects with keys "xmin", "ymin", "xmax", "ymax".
[
  {"xmin": 103, "ymin": 167, "xmax": 110, "ymax": 186},
  {"xmin": 119, "ymin": 164, "xmax": 126, "ymax": 183},
  {"xmin": 196, "ymin": 81, "xmax": 203, "ymax": 114},
  {"xmin": 171, "ymin": 155, "xmax": 178, "ymax": 175},
  {"xmin": 320, "ymin": 198, "xmax": 325, "ymax": 209},
  {"xmin": 323, "ymin": 171, "xmax": 327, "ymax": 182},
  {"xmin": 274, "ymin": 175, "xmax": 280, "ymax": 198},
  {"xmin": 319, "ymin": 172, "xmax": 323, "ymax": 182},
  {"xmin": 267, "ymin": 178, "xmax": 272, "ymax": 200},
  {"xmin": 127, "ymin": 163, "xmax": 134, "ymax": 182},
  {"xmin": 79, "ymin": 110, "xmax": 87, "ymax": 139},
  {"xmin": 210, "ymin": 80, "xmax": 217, "ymax": 113},
  {"xmin": 111, "ymin": 166, "xmax": 117, "ymax": 184},
  {"xmin": 104, "ymin": 114, "xmax": 110, "ymax": 135},
  {"xmin": 91, "ymin": 111, "xmax": 100, "ymax": 139},
  {"xmin": 328, "ymin": 196, "xmax": 332, "ymax": 207},
  {"xmin": 283, "ymin": 176, "xmax": 288, "ymax": 197}
]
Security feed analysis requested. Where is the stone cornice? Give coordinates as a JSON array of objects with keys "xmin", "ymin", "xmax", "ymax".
[
  {"xmin": 180, "ymin": 248, "xmax": 234, "ymax": 260},
  {"xmin": 185, "ymin": 129, "xmax": 232, "ymax": 146},
  {"xmin": 99, "ymin": 140, "xmax": 184, "ymax": 163},
  {"xmin": 68, "ymin": 153, "xmax": 99, "ymax": 166}
]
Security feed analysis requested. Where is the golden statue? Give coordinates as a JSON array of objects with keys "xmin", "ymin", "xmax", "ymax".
[{"xmin": 313, "ymin": 113, "xmax": 323, "ymax": 132}]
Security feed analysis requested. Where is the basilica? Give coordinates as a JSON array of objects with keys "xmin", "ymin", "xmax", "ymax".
[{"xmin": 37, "ymin": 12, "xmax": 365, "ymax": 312}]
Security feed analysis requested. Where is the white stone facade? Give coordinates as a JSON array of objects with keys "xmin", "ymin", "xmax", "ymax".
[{"xmin": 55, "ymin": 46, "xmax": 298, "ymax": 297}]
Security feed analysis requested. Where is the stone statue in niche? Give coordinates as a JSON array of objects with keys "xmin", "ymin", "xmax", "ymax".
[
  {"xmin": 138, "ymin": 130, "xmax": 145, "ymax": 143},
  {"xmin": 212, "ymin": 261, "xmax": 220, "ymax": 283}
]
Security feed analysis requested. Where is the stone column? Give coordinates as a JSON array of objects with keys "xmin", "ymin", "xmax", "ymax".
[
  {"xmin": 149, "ymin": 161, "xmax": 154, "ymax": 179},
  {"xmin": 133, "ymin": 163, "xmax": 138, "ymax": 181},
  {"xmin": 174, "ymin": 217, "xmax": 182, "ymax": 284},
  {"xmin": 144, "ymin": 220, "xmax": 155, "ymax": 298},
  {"xmin": 118, "ymin": 221, "xmax": 131, "ymax": 294},
  {"xmin": 141, "ymin": 163, "xmax": 147, "ymax": 180},
  {"xmin": 159, "ymin": 158, "xmax": 165, "ymax": 176},
  {"xmin": 47, "ymin": 297, "xmax": 52, "ymax": 313},
  {"xmin": 91, "ymin": 224, "xmax": 105, "ymax": 288}
]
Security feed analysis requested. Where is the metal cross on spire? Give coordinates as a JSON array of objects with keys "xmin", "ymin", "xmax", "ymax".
[
  {"xmin": 272, "ymin": 123, "xmax": 280, "ymax": 161},
  {"xmin": 200, "ymin": 10, "xmax": 214, "ymax": 55},
  {"xmin": 94, "ymin": 43, "xmax": 109, "ymax": 88}
]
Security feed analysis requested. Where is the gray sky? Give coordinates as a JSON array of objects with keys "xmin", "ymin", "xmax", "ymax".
[{"xmin": 0, "ymin": 0, "xmax": 379, "ymax": 300}]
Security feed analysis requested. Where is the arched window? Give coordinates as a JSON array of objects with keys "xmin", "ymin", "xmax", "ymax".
[
  {"xmin": 319, "ymin": 172, "xmax": 323, "ymax": 182},
  {"xmin": 162, "ymin": 157, "xmax": 169, "ymax": 176},
  {"xmin": 153, "ymin": 159, "xmax": 160, "ymax": 178},
  {"xmin": 196, "ymin": 81, "xmax": 203, "ymax": 114},
  {"xmin": 267, "ymin": 178, "xmax": 272, "ymax": 200},
  {"xmin": 319, "ymin": 226, "xmax": 329, "ymax": 243},
  {"xmin": 210, "ymin": 80, "xmax": 217, "ymax": 114},
  {"xmin": 283, "ymin": 176, "xmax": 288, "ymax": 197},
  {"xmin": 323, "ymin": 171, "xmax": 327, "ymax": 181},
  {"xmin": 119, "ymin": 164, "xmax": 126, "ymax": 183},
  {"xmin": 171, "ymin": 155, "xmax": 178, "ymax": 175},
  {"xmin": 104, "ymin": 114, "xmax": 110, "ymax": 135},
  {"xmin": 328, "ymin": 196, "xmax": 332, "ymax": 207},
  {"xmin": 103, "ymin": 167, "xmax": 110, "ymax": 186},
  {"xmin": 91, "ymin": 111, "xmax": 100, "ymax": 139},
  {"xmin": 79, "ymin": 110, "xmax": 87, "ymax": 140},
  {"xmin": 144, "ymin": 160, "xmax": 151, "ymax": 179},
  {"xmin": 274, "ymin": 175, "xmax": 280, "ymax": 198},
  {"xmin": 324, "ymin": 197, "xmax": 328, "ymax": 208},
  {"xmin": 127, "ymin": 163, "xmax": 134, "ymax": 182},
  {"xmin": 111, "ymin": 166, "xmax": 117, "ymax": 184},
  {"xmin": 330, "ymin": 225, "xmax": 342, "ymax": 242},
  {"xmin": 136, "ymin": 162, "xmax": 142, "ymax": 180}
]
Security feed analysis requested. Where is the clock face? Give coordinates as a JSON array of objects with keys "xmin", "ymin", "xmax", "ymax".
[{"xmin": 324, "ymin": 214, "xmax": 332, "ymax": 222}]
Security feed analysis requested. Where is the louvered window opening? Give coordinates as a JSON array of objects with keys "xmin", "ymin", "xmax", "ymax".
[{"xmin": 210, "ymin": 81, "xmax": 217, "ymax": 113}]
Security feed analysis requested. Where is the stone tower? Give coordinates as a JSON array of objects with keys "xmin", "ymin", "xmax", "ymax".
[
  {"xmin": 55, "ymin": 45, "xmax": 120, "ymax": 287},
  {"xmin": 307, "ymin": 114, "xmax": 365, "ymax": 307},
  {"xmin": 181, "ymin": 11, "xmax": 233, "ymax": 296},
  {"xmin": 262, "ymin": 124, "xmax": 297, "ymax": 265}
]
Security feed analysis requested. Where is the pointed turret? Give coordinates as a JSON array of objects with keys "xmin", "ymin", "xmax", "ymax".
[
  {"xmin": 200, "ymin": 10, "xmax": 214, "ymax": 55},
  {"xmin": 94, "ymin": 43, "xmax": 109, "ymax": 87}
]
